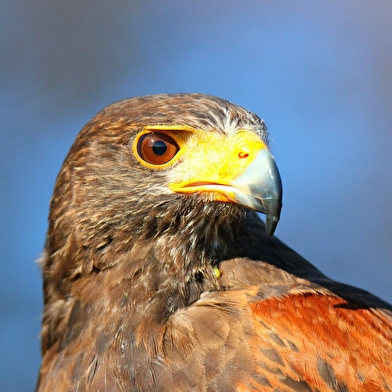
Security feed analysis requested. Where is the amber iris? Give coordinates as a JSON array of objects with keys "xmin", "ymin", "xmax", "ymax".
[{"xmin": 137, "ymin": 132, "xmax": 179, "ymax": 165}]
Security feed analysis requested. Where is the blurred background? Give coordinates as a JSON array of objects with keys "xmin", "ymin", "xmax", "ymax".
[{"xmin": 1, "ymin": 1, "xmax": 391, "ymax": 390}]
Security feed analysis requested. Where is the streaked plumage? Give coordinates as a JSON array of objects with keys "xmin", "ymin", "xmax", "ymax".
[{"xmin": 37, "ymin": 94, "xmax": 392, "ymax": 391}]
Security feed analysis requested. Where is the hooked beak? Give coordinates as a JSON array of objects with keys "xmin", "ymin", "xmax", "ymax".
[
  {"xmin": 169, "ymin": 131, "xmax": 282, "ymax": 236},
  {"xmin": 230, "ymin": 148, "xmax": 282, "ymax": 235}
]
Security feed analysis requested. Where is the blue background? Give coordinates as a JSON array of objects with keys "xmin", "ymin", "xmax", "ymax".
[{"xmin": 1, "ymin": 1, "xmax": 391, "ymax": 390}]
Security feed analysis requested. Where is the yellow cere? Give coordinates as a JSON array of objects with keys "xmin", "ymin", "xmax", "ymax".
[{"xmin": 167, "ymin": 128, "xmax": 267, "ymax": 192}]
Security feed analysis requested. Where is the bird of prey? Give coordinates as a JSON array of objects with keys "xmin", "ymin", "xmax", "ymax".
[{"xmin": 37, "ymin": 94, "xmax": 392, "ymax": 391}]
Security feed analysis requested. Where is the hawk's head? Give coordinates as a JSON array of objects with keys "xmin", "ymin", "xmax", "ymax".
[{"xmin": 41, "ymin": 93, "xmax": 282, "ymax": 314}]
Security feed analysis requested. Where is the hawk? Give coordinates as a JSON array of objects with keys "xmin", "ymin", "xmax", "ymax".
[{"xmin": 37, "ymin": 94, "xmax": 392, "ymax": 391}]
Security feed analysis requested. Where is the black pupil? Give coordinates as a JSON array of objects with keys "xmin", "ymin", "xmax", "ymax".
[{"xmin": 152, "ymin": 140, "xmax": 167, "ymax": 156}]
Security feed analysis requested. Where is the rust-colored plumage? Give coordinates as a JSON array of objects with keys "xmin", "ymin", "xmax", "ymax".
[{"xmin": 37, "ymin": 94, "xmax": 392, "ymax": 391}]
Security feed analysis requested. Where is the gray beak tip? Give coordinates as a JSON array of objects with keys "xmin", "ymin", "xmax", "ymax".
[
  {"xmin": 232, "ymin": 148, "xmax": 283, "ymax": 236},
  {"xmin": 265, "ymin": 214, "xmax": 280, "ymax": 236}
]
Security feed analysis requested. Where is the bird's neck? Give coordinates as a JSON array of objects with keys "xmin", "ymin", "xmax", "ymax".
[{"xmin": 41, "ymin": 201, "xmax": 255, "ymax": 358}]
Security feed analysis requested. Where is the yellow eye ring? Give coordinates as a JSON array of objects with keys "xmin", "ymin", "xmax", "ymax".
[
  {"xmin": 137, "ymin": 132, "xmax": 179, "ymax": 165},
  {"xmin": 133, "ymin": 129, "xmax": 185, "ymax": 169}
]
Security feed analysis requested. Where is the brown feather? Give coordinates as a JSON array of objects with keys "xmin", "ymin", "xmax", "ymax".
[{"xmin": 37, "ymin": 94, "xmax": 392, "ymax": 391}]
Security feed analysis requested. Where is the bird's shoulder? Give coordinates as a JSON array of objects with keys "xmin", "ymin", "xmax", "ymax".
[{"xmin": 170, "ymin": 257, "xmax": 392, "ymax": 391}]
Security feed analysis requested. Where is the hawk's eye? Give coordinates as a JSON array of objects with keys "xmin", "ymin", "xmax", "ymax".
[{"xmin": 137, "ymin": 132, "xmax": 179, "ymax": 165}]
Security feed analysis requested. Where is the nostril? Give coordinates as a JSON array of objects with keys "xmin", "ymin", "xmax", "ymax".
[{"xmin": 238, "ymin": 151, "xmax": 249, "ymax": 159}]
